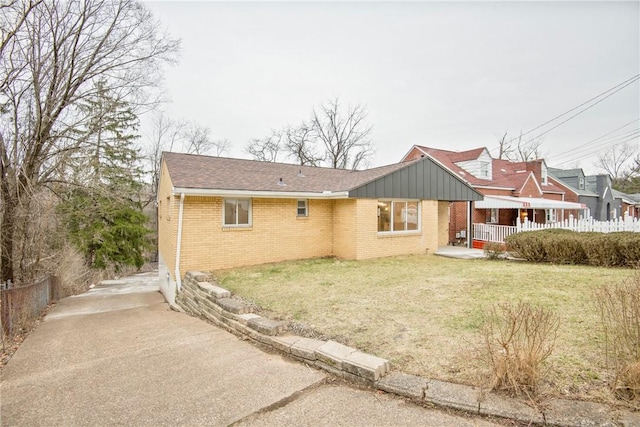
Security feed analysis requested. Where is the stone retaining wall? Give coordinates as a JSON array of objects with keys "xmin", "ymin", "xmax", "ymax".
[
  {"xmin": 175, "ymin": 271, "xmax": 390, "ymax": 386},
  {"xmin": 175, "ymin": 270, "xmax": 639, "ymax": 427}
]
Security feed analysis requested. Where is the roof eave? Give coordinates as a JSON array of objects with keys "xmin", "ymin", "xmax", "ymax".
[{"xmin": 171, "ymin": 187, "xmax": 350, "ymax": 199}]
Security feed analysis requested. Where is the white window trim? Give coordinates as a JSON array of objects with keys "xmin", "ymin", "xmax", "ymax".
[
  {"xmin": 545, "ymin": 208, "xmax": 556, "ymax": 223},
  {"xmin": 377, "ymin": 200, "xmax": 421, "ymax": 234},
  {"xmin": 297, "ymin": 199, "xmax": 308, "ymax": 217},
  {"xmin": 541, "ymin": 165, "xmax": 548, "ymax": 186},
  {"xmin": 479, "ymin": 161, "xmax": 489, "ymax": 178},
  {"xmin": 223, "ymin": 198, "xmax": 252, "ymax": 227},
  {"xmin": 489, "ymin": 208, "xmax": 499, "ymax": 224}
]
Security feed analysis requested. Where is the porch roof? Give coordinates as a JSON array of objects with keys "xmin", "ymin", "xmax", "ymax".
[{"xmin": 475, "ymin": 195, "xmax": 587, "ymax": 210}]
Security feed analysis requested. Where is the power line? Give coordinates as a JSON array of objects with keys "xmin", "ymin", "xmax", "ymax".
[
  {"xmin": 492, "ymin": 74, "xmax": 640, "ymax": 153},
  {"xmin": 526, "ymin": 76, "xmax": 640, "ymax": 142},
  {"xmin": 552, "ymin": 127, "xmax": 640, "ymax": 163},
  {"xmin": 553, "ymin": 132, "xmax": 640, "ymax": 166},
  {"xmin": 551, "ymin": 119, "xmax": 639, "ymax": 160}
]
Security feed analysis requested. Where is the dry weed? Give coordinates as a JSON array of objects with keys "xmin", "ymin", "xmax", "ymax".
[
  {"xmin": 594, "ymin": 270, "xmax": 640, "ymax": 404},
  {"xmin": 480, "ymin": 301, "xmax": 559, "ymax": 397}
]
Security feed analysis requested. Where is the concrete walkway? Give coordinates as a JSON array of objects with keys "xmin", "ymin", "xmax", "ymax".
[
  {"xmin": 435, "ymin": 245, "xmax": 487, "ymax": 259},
  {"xmin": 1, "ymin": 272, "xmax": 501, "ymax": 426}
]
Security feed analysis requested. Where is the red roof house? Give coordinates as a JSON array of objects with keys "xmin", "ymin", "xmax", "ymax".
[{"xmin": 402, "ymin": 145, "xmax": 587, "ymax": 247}]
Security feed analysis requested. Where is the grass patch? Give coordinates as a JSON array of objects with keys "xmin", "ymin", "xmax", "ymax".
[{"xmin": 215, "ymin": 254, "xmax": 632, "ymax": 403}]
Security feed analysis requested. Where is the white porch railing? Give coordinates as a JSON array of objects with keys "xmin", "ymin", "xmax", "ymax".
[
  {"xmin": 473, "ymin": 215, "xmax": 640, "ymax": 243},
  {"xmin": 517, "ymin": 215, "xmax": 640, "ymax": 233},
  {"xmin": 473, "ymin": 223, "xmax": 517, "ymax": 243}
]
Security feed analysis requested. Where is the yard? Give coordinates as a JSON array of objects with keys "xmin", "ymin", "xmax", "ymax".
[{"xmin": 214, "ymin": 255, "xmax": 633, "ymax": 404}]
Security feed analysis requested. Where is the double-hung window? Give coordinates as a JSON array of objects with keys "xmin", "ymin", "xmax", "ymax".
[
  {"xmin": 377, "ymin": 200, "xmax": 419, "ymax": 233},
  {"xmin": 297, "ymin": 199, "xmax": 308, "ymax": 217},
  {"xmin": 224, "ymin": 198, "xmax": 251, "ymax": 226}
]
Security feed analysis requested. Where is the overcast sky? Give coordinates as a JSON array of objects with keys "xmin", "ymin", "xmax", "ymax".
[{"xmin": 144, "ymin": 1, "xmax": 639, "ymax": 174}]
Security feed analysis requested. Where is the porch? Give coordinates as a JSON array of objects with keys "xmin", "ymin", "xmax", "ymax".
[{"xmin": 473, "ymin": 215, "xmax": 640, "ymax": 245}]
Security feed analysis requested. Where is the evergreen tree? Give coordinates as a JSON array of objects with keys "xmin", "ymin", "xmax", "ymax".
[{"xmin": 58, "ymin": 82, "xmax": 150, "ymax": 271}]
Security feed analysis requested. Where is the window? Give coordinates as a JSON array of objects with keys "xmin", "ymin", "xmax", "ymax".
[
  {"xmin": 224, "ymin": 198, "xmax": 251, "ymax": 226},
  {"xmin": 489, "ymin": 208, "xmax": 499, "ymax": 224},
  {"xmin": 479, "ymin": 162, "xmax": 489, "ymax": 178},
  {"xmin": 579, "ymin": 177, "xmax": 585, "ymax": 190},
  {"xmin": 378, "ymin": 200, "xmax": 419, "ymax": 233},
  {"xmin": 541, "ymin": 164, "xmax": 548, "ymax": 185},
  {"xmin": 297, "ymin": 199, "xmax": 308, "ymax": 217},
  {"xmin": 545, "ymin": 209, "xmax": 556, "ymax": 223}
]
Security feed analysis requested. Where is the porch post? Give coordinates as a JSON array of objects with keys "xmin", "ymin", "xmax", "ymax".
[{"xmin": 467, "ymin": 201, "xmax": 473, "ymax": 249}]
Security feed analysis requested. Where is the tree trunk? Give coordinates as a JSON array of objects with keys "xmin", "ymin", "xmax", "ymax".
[{"xmin": 0, "ymin": 186, "xmax": 17, "ymax": 283}]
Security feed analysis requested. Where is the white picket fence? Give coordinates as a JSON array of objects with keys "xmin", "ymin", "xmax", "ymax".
[
  {"xmin": 474, "ymin": 215, "xmax": 640, "ymax": 243},
  {"xmin": 516, "ymin": 215, "xmax": 640, "ymax": 233}
]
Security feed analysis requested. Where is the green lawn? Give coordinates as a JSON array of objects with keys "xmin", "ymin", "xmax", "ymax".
[{"xmin": 214, "ymin": 255, "xmax": 633, "ymax": 403}]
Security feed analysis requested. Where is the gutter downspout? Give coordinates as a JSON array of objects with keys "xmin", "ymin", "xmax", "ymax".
[{"xmin": 174, "ymin": 193, "xmax": 185, "ymax": 292}]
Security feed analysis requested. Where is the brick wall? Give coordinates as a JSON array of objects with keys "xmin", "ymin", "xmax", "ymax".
[
  {"xmin": 159, "ymin": 194, "xmax": 448, "ymax": 275},
  {"xmin": 519, "ymin": 175, "xmax": 543, "ymax": 198},
  {"xmin": 332, "ymin": 199, "xmax": 357, "ymax": 259},
  {"xmin": 351, "ymin": 199, "xmax": 440, "ymax": 259},
  {"xmin": 177, "ymin": 197, "xmax": 335, "ymax": 273},
  {"xmin": 157, "ymin": 161, "xmax": 178, "ymax": 276}
]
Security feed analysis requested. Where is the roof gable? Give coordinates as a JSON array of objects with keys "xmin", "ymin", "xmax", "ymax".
[{"xmin": 349, "ymin": 156, "xmax": 483, "ymax": 201}]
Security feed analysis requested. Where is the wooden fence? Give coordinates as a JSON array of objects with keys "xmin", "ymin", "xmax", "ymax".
[{"xmin": 1, "ymin": 276, "xmax": 58, "ymax": 338}]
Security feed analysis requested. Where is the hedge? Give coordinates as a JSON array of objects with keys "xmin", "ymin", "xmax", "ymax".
[{"xmin": 505, "ymin": 230, "xmax": 640, "ymax": 267}]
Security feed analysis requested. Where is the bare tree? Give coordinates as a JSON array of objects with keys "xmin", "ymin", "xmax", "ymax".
[
  {"xmin": 0, "ymin": 1, "xmax": 41, "ymax": 88},
  {"xmin": 595, "ymin": 142, "xmax": 638, "ymax": 188},
  {"xmin": 212, "ymin": 138, "xmax": 232, "ymax": 157},
  {"xmin": 246, "ymin": 98, "xmax": 375, "ymax": 169},
  {"xmin": 311, "ymin": 98, "xmax": 374, "ymax": 170},
  {"xmin": 245, "ymin": 129, "xmax": 283, "ymax": 162},
  {"xmin": 145, "ymin": 111, "xmax": 186, "ymax": 201},
  {"xmin": 284, "ymin": 122, "xmax": 321, "ymax": 166},
  {"xmin": 496, "ymin": 131, "xmax": 514, "ymax": 160},
  {"xmin": 0, "ymin": 0, "xmax": 179, "ymax": 283},
  {"xmin": 495, "ymin": 132, "xmax": 544, "ymax": 162}
]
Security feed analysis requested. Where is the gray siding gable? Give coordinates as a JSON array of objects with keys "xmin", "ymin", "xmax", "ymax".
[{"xmin": 348, "ymin": 156, "xmax": 483, "ymax": 201}]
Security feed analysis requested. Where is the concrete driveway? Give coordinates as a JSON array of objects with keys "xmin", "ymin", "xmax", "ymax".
[{"xmin": 1, "ymin": 272, "xmax": 500, "ymax": 426}]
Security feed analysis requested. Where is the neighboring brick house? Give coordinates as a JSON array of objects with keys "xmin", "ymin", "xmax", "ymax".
[
  {"xmin": 157, "ymin": 152, "xmax": 482, "ymax": 304},
  {"xmin": 613, "ymin": 190, "xmax": 640, "ymax": 218},
  {"xmin": 402, "ymin": 145, "xmax": 586, "ymax": 247},
  {"xmin": 548, "ymin": 168, "xmax": 629, "ymax": 221}
]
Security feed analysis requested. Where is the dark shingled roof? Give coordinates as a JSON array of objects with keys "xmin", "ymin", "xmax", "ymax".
[
  {"xmin": 163, "ymin": 152, "xmax": 411, "ymax": 193},
  {"xmin": 162, "ymin": 151, "xmax": 483, "ymax": 201}
]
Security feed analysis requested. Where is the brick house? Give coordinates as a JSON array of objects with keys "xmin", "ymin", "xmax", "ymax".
[
  {"xmin": 614, "ymin": 190, "xmax": 640, "ymax": 218},
  {"xmin": 157, "ymin": 152, "xmax": 482, "ymax": 304},
  {"xmin": 402, "ymin": 145, "xmax": 587, "ymax": 247}
]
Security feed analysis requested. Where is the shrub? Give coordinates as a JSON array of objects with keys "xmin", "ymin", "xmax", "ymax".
[
  {"xmin": 506, "ymin": 230, "xmax": 640, "ymax": 267},
  {"xmin": 484, "ymin": 242, "xmax": 506, "ymax": 260},
  {"xmin": 615, "ymin": 233, "xmax": 640, "ymax": 267},
  {"xmin": 542, "ymin": 232, "xmax": 586, "ymax": 265},
  {"xmin": 594, "ymin": 271, "xmax": 640, "ymax": 403},
  {"xmin": 480, "ymin": 301, "xmax": 559, "ymax": 397},
  {"xmin": 582, "ymin": 233, "xmax": 621, "ymax": 267},
  {"xmin": 505, "ymin": 232, "xmax": 547, "ymax": 262}
]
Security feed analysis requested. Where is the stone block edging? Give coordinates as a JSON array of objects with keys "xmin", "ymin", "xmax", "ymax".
[{"xmin": 176, "ymin": 271, "xmax": 636, "ymax": 427}]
